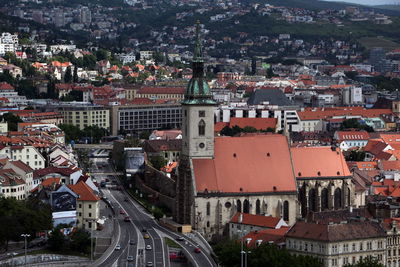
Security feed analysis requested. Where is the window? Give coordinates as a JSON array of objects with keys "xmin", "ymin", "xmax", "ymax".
[
  {"xmin": 199, "ymin": 110, "xmax": 205, "ymax": 117},
  {"xmin": 198, "ymin": 120, "xmax": 205, "ymax": 136},
  {"xmin": 283, "ymin": 201, "xmax": 289, "ymax": 221},
  {"xmin": 89, "ymin": 204, "xmax": 92, "ymax": 209},
  {"xmin": 206, "ymin": 202, "xmax": 210, "ymax": 216},
  {"xmin": 88, "ymin": 212, "xmax": 92, "ymax": 217},
  {"xmin": 359, "ymin": 242, "xmax": 363, "ymax": 251},
  {"xmin": 79, "ymin": 204, "xmax": 82, "ymax": 208},
  {"xmin": 352, "ymin": 243, "xmax": 356, "ymax": 251}
]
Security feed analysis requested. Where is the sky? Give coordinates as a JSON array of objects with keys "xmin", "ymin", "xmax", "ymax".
[{"xmin": 322, "ymin": 0, "xmax": 400, "ymax": 6}]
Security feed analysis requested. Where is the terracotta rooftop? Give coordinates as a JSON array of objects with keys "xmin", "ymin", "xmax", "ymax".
[
  {"xmin": 227, "ymin": 117, "xmax": 277, "ymax": 131},
  {"xmin": 230, "ymin": 212, "xmax": 284, "ymax": 229},
  {"xmin": 192, "ymin": 135, "xmax": 297, "ymax": 194},
  {"xmin": 298, "ymin": 107, "xmax": 392, "ymax": 121},
  {"xmin": 291, "ymin": 146, "xmax": 351, "ymax": 178},
  {"xmin": 143, "ymin": 139, "xmax": 181, "ymax": 153},
  {"xmin": 0, "ymin": 169, "xmax": 24, "ymax": 186},
  {"xmin": 243, "ymin": 227, "xmax": 289, "ymax": 247},
  {"xmin": 69, "ymin": 181, "xmax": 100, "ymax": 201},
  {"xmin": 138, "ymin": 86, "xmax": 185, "ymax": 95},
  {"xmin": 41, "ymin": 177, "xmax": 61, "ymax": 187},
  {"xmin": 34, "ymin": 166, "xmax": 79, "ymax": 178},
  {"xmin": 10, "ymin": 160, "xmax": 33, "ymax": 173},
  {"xmin": 335, "ymin": 130, "xmax": 370, "ymax": 141}
]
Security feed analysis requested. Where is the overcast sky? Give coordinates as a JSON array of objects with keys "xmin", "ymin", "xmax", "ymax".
[{"xmin": 322, "ymin": 0, "xmax": 400, "ymax": 6}]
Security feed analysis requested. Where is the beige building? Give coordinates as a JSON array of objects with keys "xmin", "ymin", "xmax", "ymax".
[
  {"xmin": 60, "ymin": 107, "xmax": 110, "ymax": 131},
  {"xmin": 286, "ymin": 220, "xmax": 387, "ymax": 267},
  {"xmin": 69, "ymin": 181, "xmax": 100, "ymax": 231},
  {"xmin": 0, "ymin": 169, "xmax": 26, "ymax": 200},
  {"xmin": 0, "ymin": 145, "xmax": 45, "ymax": 170}
]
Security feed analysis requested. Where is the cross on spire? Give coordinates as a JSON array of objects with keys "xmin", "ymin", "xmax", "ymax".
[{"xmin": 193, "ymin": 20, "xmax": 203, "ymax": 62}]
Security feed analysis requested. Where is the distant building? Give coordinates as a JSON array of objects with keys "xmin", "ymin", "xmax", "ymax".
[{"xmin": 60, "ymin": 106, "xmax": 110, "ymax": 131}]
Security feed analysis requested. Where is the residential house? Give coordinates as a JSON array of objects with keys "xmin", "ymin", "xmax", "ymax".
[
  {"xmin": 0, "ymin": 169, "xmax": 26, "ymax": 200},
  {"xmin": 334, "ymin": 130, "xmax": 370, "ymax": 151}
]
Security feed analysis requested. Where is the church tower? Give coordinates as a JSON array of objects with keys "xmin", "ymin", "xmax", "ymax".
[
  {"xmin": 181, "ymin": 21, "xmax": 216, "ymax": 158},
  {"xmin": 176, "ymin": 21, "xmax": 216, "ymax": 225}
]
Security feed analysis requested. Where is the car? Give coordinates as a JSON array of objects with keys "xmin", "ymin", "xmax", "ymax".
[
  {"xmin": 124, "ymin": 197, "xmax": 129, "ymax": 202},
  {"xmin": 120, "ymin": 209, "xmax": 125, "ymax": 215},
  {"xmin": 176, "ymin": 236, "xmax": 184, "ymax": 241},
  {"xmin": 124, "ymin": 216, "xmax": 131, "ymax": 222},
  {"xmin": 127, "ymin": 255, "xmax": 134, "ymax": 262},
  {"xmin": 144, "ymin": 234, "xmax": 150, "ymax": 239},
  {"xmin": 194, "ymin": 247, "xmax": 201, "ymax": 253},
  {"xmin": 146, "ymin": 245, "xmax": 152, "ymax": 250},
  {"xmin": 146, "ymin": 262, "xmax": 154, "ymax": 267},
  {"xmin": 129, "ymin": 240, "xmax": 135, "ymax": 245},
  {"xmin": 142, "ymin": 228, "xmax": 147, "ymax": 232},
  {"xmin": 115, "ymin": 244, "xmax": 121, "ymax": 250}
]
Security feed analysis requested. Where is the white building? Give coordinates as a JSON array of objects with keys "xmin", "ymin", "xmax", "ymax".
[
  {"xmin": 0, "ymin": 33, "xmax": 18, "ymax": 56},
  {"xmin": 0, "ymin": 169, "xmax": 26, "ymax": 200},
  {"xmin": 0, "ymin": 145, "xmax": 45, "ymax": 170}
]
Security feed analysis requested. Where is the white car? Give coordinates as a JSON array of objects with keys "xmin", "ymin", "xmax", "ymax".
[
  {"xmin": 115, "ymin": 244, "xmax": 121, "ymax": 250},
  {"xmin": 146, "ymin": 245, "xmax": 152, "ymax": 250}
]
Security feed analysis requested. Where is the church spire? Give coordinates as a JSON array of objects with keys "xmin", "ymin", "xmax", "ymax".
[{"xmin": 182, "ymin": 21, "xmax": 215, "ymax": 105}]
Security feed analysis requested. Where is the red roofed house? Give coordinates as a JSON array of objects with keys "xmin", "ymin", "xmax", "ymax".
[
  {"xmin": 242, "ymin": 227, "xmax": 289, "ymax": 248},
  {"xmin": 334, "ymin": 130, "xmax": 370, "ymax": 151},
  {"xmin": 69, "ymin": 181, "xmax": 100, "ymax": 230},
  {"xmin": 229, "ymin": 212, "xmax": 288, "ymax": 238}
]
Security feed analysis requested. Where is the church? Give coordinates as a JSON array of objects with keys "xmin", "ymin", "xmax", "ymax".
[{"xmin": 175, "ymin": 22, "xmax": 356, "ymax": 240}]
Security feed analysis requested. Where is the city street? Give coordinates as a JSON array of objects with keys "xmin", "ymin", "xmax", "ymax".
[{"xmin": 89, "ymin": 154, "xmax": 216, "ymax": 267}]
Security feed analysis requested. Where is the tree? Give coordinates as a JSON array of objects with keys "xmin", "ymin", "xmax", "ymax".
[
  {"xmin": 344, "ymin": 256, "xmax": 384, "ymax": 267},
  {"xmin": 139, "ymin": 131, "xmax": 151, "ymax": 140},
  {"xmin": 48, "ymin": 226, "xmax": 67, "ymax": 252},
  {"xmin": 96, "ymin": 49, "xmax": 109, "ymax": 61},
  {"xmin": 346, "ymin": 151, "xmax": 366, "ymax": 161},
  {"xmin": 242, "ymin": 126, "xmax": 257, "ymax": 133},
  {"xmin": 0, "ymin": 113, "xmax": 22, "ymax": 131},
  {"xmin": 149, "ymin": 155, "xmax": 166, "ymax": 170},
  {"xmin": 70, "ymin": 229, "xmax": 91, "ymax": 254},
  {"xmin": 59, "ymin": 124, "xmax": 84, "ymax": 142},
  {"xmin": 73, "ymin": 66, "xmax": 79, "ymax": 83},
  {"xmin": 64, "ymin": 66, "xmax": 72, "ymax": 83},
  {"xmin": 82, "ymin": 125, "xmax": 108, "ymax": 143}
]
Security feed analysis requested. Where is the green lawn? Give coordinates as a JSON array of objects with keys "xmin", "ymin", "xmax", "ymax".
[
  {"xmin": 164, "ymin": 237, "xmax": 181, "ymax": 249},
  {"xmin": 359, "ymin": 37, "xmax": 400, "ymax": 51}
]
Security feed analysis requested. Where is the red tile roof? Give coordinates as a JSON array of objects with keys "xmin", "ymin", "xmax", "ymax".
[
  {"xmin": 41, "ymin": 177, "xmax": 61, "ymax": 187},
  {"xmin": 137, "ymin": 86, "xmax": 185, "ymax": 95},
  {"xmin": 291, "ymin": 147, "xmax": 351, "ymax": 178},
  {"xmin": 0, "ymin": 82, "xmax": 14, "ymax": 91},
  {"xmin": 229, "ymin": 118, "xmax": 277, "ymax": 131},
  {"xmin": 69, "ymin": 181, "xmax": 100, "ymax": 201},
  {"xmin": 34, "ymin": 166, "xmax": 79, "ymax": 178},
  {"xmin": 298, "ymin": 107, "xmax": 392, "ymax": 121},
  {"xmin": 335, "ymin": 130, "xmax": 370, "ymax": 140},
  {"xmin": 230, "ymin": 212, "xmax": 283, "ymax": 228},
  {"xmin": 192, "ymin": 135, "xmax": 297, "ymax": 194},
  {"xmin": 243, "ymin": 227, "xmax": 289, "ymax": 247},
  {"xmin": 10, "ymin": 160, "xmax": 33, "ymax": 173}
]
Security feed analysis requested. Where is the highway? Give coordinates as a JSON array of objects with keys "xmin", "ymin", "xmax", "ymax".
[{"xmin": 89, "ymin": 154, "xmax": 216, "ymax": 267}]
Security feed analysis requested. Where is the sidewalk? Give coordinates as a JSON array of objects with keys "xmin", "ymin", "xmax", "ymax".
[{"xmin": 92, "ymin": 199, "xmax": 115, "ymax": 258}]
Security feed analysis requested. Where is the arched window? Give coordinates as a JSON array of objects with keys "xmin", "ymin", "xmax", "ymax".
[
  {"xmin": 243, "ymin": 199, "xmax": 250, "ymax": 213},
  {"xmin": 206, "ymin": 202, "xmax": 210, "ymax": 216},
  {"xmin": 237, "ymin": 200, "xmax": 242, "ymax": 213},
  {"xmin": 283, "ymin": 201, "xmax": 289, "ymax": 221},
  {"xmin": 334, "ymin": 188, "xmax": 342, "ymax": 209},
  {"xmin": 256, "ymin": 199, "xmax": 261, "ymax": 215},
  {"xmin": 321, "ymin": 188, "xmax": 329, "ymax": 211},
  {"xmin": 308, "ymin": 188, "xmax": 317, "ymax": 212},
  {"xmin": 198, "ymin": 119, "xmax": 205, "ymax": 136}
]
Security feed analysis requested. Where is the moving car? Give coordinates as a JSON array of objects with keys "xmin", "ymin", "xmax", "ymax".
[
  {"xmin": 120, "ymin": 209, "xmax": 125, "ymax": 215},
  {"xmin": 129, "ymin": 240, "xmax": 135, "ymax": 245},
  {"xmin": 144, "ymin": 234, "xmax": 150, "ymax": 239},
  {"xmin": 194, "ymin": 247, "xmax": 201, "ymax": 253},
  {"xmin": 146, "ymin": 262, "xmax": 154, "ymax": 267},
  {"xmin": 124, "ymin": 216, "xmax": 131, "ymax": 222},
  {"xmin": 127, "ymin": 255, "xmax": 134, "ymax": 262},
  {"xmin": 142, "ymin": 228, "xmax": 147, "ymax": 232},
  {"xmin": 146, "ymin": 245, "xmax": 152, "ymax": 250},
  {"xmin": 115, "ymin": 244, "xmax": 121, "ymax": 250},
  {"xmin": 176, "ymin": 236, "xmax": 184, "ymax": 241}
]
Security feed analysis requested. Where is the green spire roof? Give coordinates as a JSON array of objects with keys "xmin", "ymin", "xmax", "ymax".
[{"xmin": 182, "ymin": 21, "xmax": 215, "ymax": 105}]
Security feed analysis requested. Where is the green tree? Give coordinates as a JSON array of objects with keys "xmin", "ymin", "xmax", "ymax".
[
  {"xmin": 70, "ymin": 229, "xmax": 91, "ymax": 254},
  {"xmin": 64, "ymin": 66, "xmax": 72, "ymax": 83},
  {"xmin": 344, "ymin": 256, "xmax": 384, "ymax": 267},
  {"xmin": 59, "ymin": 124, "xmax": 84, "ymax": 142},
  {"xmin": 149, "ymin": 155, "xmax": 166, "ymax": 170},
  {"xmin": 242, "ymin": 126, "xmax": 257, "ymax": 133},
  {"xmin": 96, "ymin": 49, "xmax": 109, "ymax": 61},
  {"xmin": 346, "ymin": 151, "xmax": 366, "ymax": 161},
  {"xmin": 139, "ymin": 131, "xmax": 151, "ymax": 140},
  {"xmin": 48, "ymin": 226, "xmax": 67, "ymax": 252},
  {"xmin": 82, "ymin": 125, "xmax": 108, "ymax": 143},
  {"xmin": 0, "ymin": 113, "xmax": 22, "ymax": 131}
]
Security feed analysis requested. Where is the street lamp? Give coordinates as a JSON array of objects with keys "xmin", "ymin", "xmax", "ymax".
[{"xmin": 21, "ymin": 233, "xmax": 30, "ymax": 267}]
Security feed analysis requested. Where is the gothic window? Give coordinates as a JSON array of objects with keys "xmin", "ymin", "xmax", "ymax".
[
  {"xmin": 206, "ymin": 202, "xmax": 210, "ymax": 216},
  {"xmin": 283, "ymin": 201, "xmax": 289, "ymax": 221},
  {"xmin": 256, "ymin": 199, "xmax": 261, "ymax": 215},
  {"xmin": 300, "ymin": 185, "xmax": 307, "ymax": 218},
  {"xmin": 347, "ymin": 187, "xmax": 351, "ymax": 206},
  {"xmin": 334, "ymin": 188, "xmax": 342, "ymax": 209},
  {"xmin": 243, "ymin": 199, "xmax": 250, "ymax": 213},
  {"xmin": 237, "ymin": 200, "xmax": 242, "ymax": 213},
  {"xmin": 308, "ymin": 188, "xmax": 317, "ymax": 212},
  {"xmin": 321, "ymin": 188, "xmax": 329, "ymax": 211},
  {"xmin": 198, "ymin": 119, "xmax": 205, "ymax": 136}
]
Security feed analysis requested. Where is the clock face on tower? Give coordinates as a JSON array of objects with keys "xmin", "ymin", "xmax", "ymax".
[{"xmin": 199, "ymin": 142, "xmax": 205, "ymax": 149}]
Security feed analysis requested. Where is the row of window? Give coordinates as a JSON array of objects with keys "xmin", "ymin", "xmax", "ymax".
[
  {"xmin": 289, "ymin": 240, "xmax": 384, "ymax": 253},
  {"xmin": 2, "ymin": 186, "xmax": 25, "ymax": 193}
]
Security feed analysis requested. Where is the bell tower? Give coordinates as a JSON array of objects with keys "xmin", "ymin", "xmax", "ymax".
[
  {"xmin": 176, "ymin": 21, "xmax": 216, "ymax": 225},
  {"xmin": 181, "ymin": 21, "xmax": 216, "ymax": 159}
]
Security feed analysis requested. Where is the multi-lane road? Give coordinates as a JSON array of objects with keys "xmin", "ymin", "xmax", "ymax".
[{"xmin": 90, "ymin": 155, "xmax": 216, "ymax": 267}]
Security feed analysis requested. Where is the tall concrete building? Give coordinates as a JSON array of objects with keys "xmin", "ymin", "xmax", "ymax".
[{"xmin": 80, "ymin": 6, "xmax": 92, "ymax": 25}]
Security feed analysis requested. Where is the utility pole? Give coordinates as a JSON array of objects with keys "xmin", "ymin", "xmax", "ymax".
[{"xmin": 21, "ymin": 233, "xmax": 30, "ymax": 267}]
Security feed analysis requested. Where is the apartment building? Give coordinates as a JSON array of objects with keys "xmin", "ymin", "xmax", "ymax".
[
  {"xmin": 60, "ymin": 106, "xmax": 110, "ymax": 131},
  {"xmin": 111, "ymin": 104, "xmax": 182, "ymax": 136}
]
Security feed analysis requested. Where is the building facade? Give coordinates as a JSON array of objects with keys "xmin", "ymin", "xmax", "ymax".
[{"xmin": 60, "ymin": 106, "xmax": 110, "ymax": 131}]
